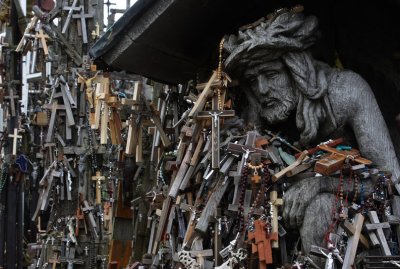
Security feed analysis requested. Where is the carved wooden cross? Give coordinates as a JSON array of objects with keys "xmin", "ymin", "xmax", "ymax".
[
  {"xmin": 9, "ymin": 128, "xmax": 22, "ymax": 156},
  {"xmin": 342, "ymin": 213, "xmax": 367, "ymax": 269},
  {"xmin": 72, "ymin": 6, "xmax": 94, "ymax": 44},
  {"xmin": 196, "ymin": 94, "xmax": 235, "ymax": 169},
  {"xmin": 248, "ymin": 219, "xmax": 278, "ymax": 268},
  {"xmin": 5, "ymin": 88, "xmax": 20, "ymax": 117},
  {"xmin": 270, "ymin": 190, "xmax": 283, "ymax": 249},
  {"xmin": 91, "ymin": 171, "xmax": 105, "ymax": 204},
  {"xmin": 365, "ymin": 211, "xmax": 391, "ymax": 255}
]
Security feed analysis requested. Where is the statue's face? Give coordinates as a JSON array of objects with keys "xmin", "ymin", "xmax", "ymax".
[{"xmin": 244, "ymin": 60, "xmax": 297, "ymax": 124}]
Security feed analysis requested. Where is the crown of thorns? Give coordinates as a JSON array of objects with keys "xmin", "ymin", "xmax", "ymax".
[{"xmin": 224, "ymin": 7, "xmax": 319, "ymax": 71}]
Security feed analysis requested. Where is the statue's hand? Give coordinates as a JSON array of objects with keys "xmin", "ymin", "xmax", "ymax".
[{"xmin": 282, "ymin": 177, "xmax": 323, "ymax": 229}]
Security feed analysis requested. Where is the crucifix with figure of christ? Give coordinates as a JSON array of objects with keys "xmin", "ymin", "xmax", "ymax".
[
  {"xmin": 76, "ymin": 71, "xmax": 99, "ymax": 109},
  {"xmin": 196, "ymin": 90, "xmax": 234, "ymax": 169}
]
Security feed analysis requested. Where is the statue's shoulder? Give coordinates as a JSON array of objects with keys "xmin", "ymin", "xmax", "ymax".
[{"xmin": 328, "ymin": 68, "xmax": 371, "ymax": 92}]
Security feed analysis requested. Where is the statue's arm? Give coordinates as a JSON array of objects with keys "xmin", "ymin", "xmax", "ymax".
[{"xmin": 346, "ymin": 73, "xmax": 400, "ymax": 180}]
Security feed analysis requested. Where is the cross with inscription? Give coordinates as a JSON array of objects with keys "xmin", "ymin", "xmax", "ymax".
[
  {"xmin": 91, "ymin": 171, "xmax": 105, "ymax": 204},
  {"xmin": 196, "ymin": 94, "xmax": 234, "ymax": 169},
  {"xmin": 72, "ymin": 6, "xmax": 94, "ymax": 44},
  {"xmin": 9, "ymin": 128, "xmax": 22, "ymax": 156}
]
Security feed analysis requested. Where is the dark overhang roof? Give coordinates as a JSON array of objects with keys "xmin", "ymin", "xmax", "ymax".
[{"xmin": 89, "ymin": 0, "xmax": 291, "ymax": 84}]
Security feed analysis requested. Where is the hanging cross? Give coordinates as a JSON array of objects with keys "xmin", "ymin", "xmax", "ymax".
[
  {"xmin": 9, "ymin": 128, "xmax": 22, "ymax": 156},
  {"xmin": 35, "ymin": 29, "xmax": 49, "ymax": 56},
  {"xmin": 5, "ymin": 88, "xmax": 20, "ymax": 117},
  {"xmin": 248, "ymin": 219, "xmax": 278, "ymax": 268},
  {"xmin": 62, "ymin": 0, "xmax": 80, "ymax": 34},
  {"xmin": 72, "ymin": 6, "xmax": 94, "ymax": 44},
  {"xmin": 196, "ymin": 94, "xmax": 235, "ymax": 169},
  {"xmin": 91, "ymin": 171, "xmax": 105, "ymax": 204}
]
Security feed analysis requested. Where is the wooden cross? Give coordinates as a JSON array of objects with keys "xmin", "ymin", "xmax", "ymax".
[
  {"xmin": 42, "ymin": 100, "xmax": 66, "ymax": 142},
  {"xmin": 9, "ymin": 128, "xmax": 22, "ymax": 156},
  {"xmin": 5, "ymin": 88, "xmax": 20, "ymax": 117},
  {"xmin": 342, "ymin": 213, "xmax": 366, "ymax": 269},
  {"xmin": 91, "ymin": 171, "xmax": 105, "ymax": 204},
  {"xmin": 270, "ymin": 190, "xmax": 283, "ymax": 248},
  {"xmin": 315, "ymin": 144, "xmax": 372, "ymax": 176},
  {"xmin": 248, "ymin": 219, "xmax": 278, "ymax": 268},
  {"xmin": 196, "ymin": 94, "xmax": 235, "ymax": 169},
  {"xmin": 62, "ymin": 0, "xmax": 80, "ymax": 34},
  {"xmin": 272, "ymin": 150, "xmax": 309, "ymax": 182},
  {"xmin": 72, "ymin": 6, "xmax": 94, "ymax": 44},
  {"xmin": 35, "ymin": 29, "xmax": 49, "ymax": 56},
  {"xmin": 365, "ymin": 211, "xmax": 391, "ymax": 255}
]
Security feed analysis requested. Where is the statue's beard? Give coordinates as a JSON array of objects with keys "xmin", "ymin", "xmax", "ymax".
[{"xmin": 248, "ymin": 92, "xmax": 297, "ymax": 125}]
